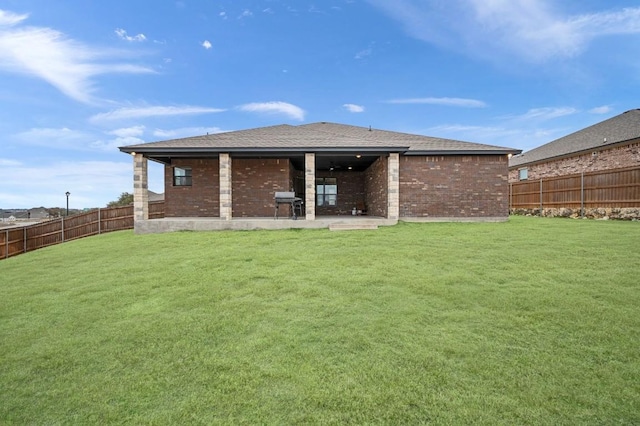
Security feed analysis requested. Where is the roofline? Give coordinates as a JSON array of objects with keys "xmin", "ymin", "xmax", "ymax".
[
  {"xmin": 407, "ymin": 149, "xmax": 521, "ymax": 156},
  {"xmin": 118, "ymin": 146, "xmax": 410, "ymax": 155},
  {"xmin": 508, "ymin": 137, "xmax": 639, "ymax": 169},
  {"xmin": 119, "ymin": 146, "xmax": 520, "ymax": 156}
]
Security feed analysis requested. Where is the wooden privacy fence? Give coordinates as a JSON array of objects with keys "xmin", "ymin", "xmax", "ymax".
[
  {"xmin": 510, "ymin": 166, "xmax": 640, "ymax": 213},
  {"xmin": 0, "ymin": 201, "xmax": 164, "ymax": 260}
]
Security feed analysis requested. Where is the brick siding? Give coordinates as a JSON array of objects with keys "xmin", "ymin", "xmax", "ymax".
[
  {"xmin": 315, "ymin": 171, "xmax": 365, "ymax": 216},
  {"xmin": 399, "ymin": 155, "xmax": 509, "ymax": 218},
  {"xmin": 509, "ymin": 140, "xmax": 640, "ymax": 182},
  {"xmin": 164, "ymin": 158, "xmax": 219, "ymax": 217},
  {"xmin": 232, "ymin": 158, "xmax": 292, "ymax": 217}
]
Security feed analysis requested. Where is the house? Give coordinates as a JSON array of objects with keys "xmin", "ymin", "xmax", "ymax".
[
  {"xmin": 508, "ymin": 109, "xmax": 640, "ymax": 219},
  {"xmin": 119, "ymin": 122, "xmax": 520, "ymax": 233},
  {"xmin": 509, "ymin": 109, "xmax": 640, "ymax": 182}
]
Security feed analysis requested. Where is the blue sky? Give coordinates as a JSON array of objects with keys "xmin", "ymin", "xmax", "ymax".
[{"xmin": 1, "ymin": 0, "xmax": 639, "ymax": 209}]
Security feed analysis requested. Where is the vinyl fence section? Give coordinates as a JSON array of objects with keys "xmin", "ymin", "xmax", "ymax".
[
  {"xmin": 510, "ymin": 166, "xmax": 640, "ymax": 212},
  {"xmin": 1, "ymin": 201, "xmax": 164, "ymax": 260}
]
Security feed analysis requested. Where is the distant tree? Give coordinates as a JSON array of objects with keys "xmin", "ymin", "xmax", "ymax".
[{"xmin": 107, "ymin": 192, "xmax": 134, "ymax": 207}]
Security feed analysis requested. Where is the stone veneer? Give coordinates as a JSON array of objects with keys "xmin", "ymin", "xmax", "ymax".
[{"xmin": 133, "ymin": 153, "xmax": 148, "ymax": 221}]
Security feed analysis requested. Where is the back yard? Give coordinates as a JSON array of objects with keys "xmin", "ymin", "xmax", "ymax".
[{"xmin": 0, "ymin": 217, "xmax": 638, "ymax": 424}]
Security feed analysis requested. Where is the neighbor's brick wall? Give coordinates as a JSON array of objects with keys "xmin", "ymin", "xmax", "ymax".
[
  {"xmin": 509, "ymin": 140, "xmax": 640, "ymax": 182},
  {"xmin": 315, "ymin": 171, "xmax": 365, "ymax": 216},
  {"xmin": 232, "ymin": 158, "xmax": 292, "ymax": 217},
  {"xmin": 365, "ymin": 156, "xmax": 388, "ymax": 217},
  {"xmin": 165, "ymin": 158, "xmax": 219, "ymax": 217},
  {"xmin": 399, "ymin": 155, "xmax": 509, "ymax": 218}
]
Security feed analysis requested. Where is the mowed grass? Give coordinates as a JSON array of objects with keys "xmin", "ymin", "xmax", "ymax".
[{"xmin": 0, "ymin": 217, "xmax": 639, "ymax": 424}]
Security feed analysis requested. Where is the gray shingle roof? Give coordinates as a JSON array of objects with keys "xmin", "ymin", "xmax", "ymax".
[
  {"xmin": 509, "ymin": 109, "xmax": 640, "ymax": 168},
  {"xmin": 119, "ymin": 122, "xmax": 520, "ymax": 155}
]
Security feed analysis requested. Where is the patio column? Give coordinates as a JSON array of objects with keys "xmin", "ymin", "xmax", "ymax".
[
  {"xmin": 219, "ymin": 153, "xmax": 232, "ymax": 220},
  {"xmin": 387, "ymin": 153, "xmax": 399, "ymax": 220},
  {"xmin": 133, "ymin": 153, "xmax": 148, "ymax": 221},
  {"xmin": 305, "ymin": 153, "xmax": 315, "ymax": 220}
]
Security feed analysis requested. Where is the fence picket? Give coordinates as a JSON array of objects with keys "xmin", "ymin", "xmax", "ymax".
[{"xmin": 0, "ymin": 201, "xmax": 164, "ymax": 260}]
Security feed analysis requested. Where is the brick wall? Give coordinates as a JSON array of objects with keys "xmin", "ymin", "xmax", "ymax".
[
  {"xmin": 509, "ymin": 140, "xmax": 640, "ymax": 182},
  {"xmin": 164, "ymin": 158, "xmax": 219, "ymax": 217},
  {"xmin": 364, "ymin": 156, "xmax": 388, "ymax": 217},
  {"xmin": 232, "ymin": 158, "xmax": 292, "ymax": 217},
  {"xmin": 399, "ymin": 155, "xmax": 509, "ymax": 218},
  {"xmin": 315, "ymin": 171, "xmax": 365, "ymax": 216}
]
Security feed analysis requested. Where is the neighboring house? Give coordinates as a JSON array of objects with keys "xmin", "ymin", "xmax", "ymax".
[
  {"xmin": 148, "ymin": 190, "xmax": 164, "ymax": 203},
  {"xmin": 509, "ymin": 109, "xmax": 640, "ymax": 182},
  {"xmin": 119, "ymin": 122, "xmax": 520, "ymax": 232}
]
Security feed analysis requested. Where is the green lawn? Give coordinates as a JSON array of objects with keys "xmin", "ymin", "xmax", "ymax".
[{"xmin": 1, "ymin": 216, "xmax": 639, "ymax": 424}]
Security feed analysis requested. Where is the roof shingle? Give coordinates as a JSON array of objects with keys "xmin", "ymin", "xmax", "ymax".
[{"xmin": 509, "ymin": 109, "xmax": 640, "ymax": 168}]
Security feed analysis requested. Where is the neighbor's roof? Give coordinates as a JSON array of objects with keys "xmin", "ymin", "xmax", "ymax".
[
  {"xmin": 509, "ymin": 109, "xmax": 640, "ymax": 168},
  {"xmin": 119, "ymin": 122, "xmax": 520, "ymax": 156}
]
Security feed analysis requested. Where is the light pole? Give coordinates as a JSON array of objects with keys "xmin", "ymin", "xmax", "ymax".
[{"xmin": 65, "ymin": 191, "xmax": 70, "ymax": 216}]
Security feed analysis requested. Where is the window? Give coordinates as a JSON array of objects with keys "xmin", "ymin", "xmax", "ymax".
[
  {"xmin": 316, "ymin": 177, "xmax": 337, "ymax": 206},
  {"xmin": 173, "ymin": 167, "xmax": 192, "ymax": 186},
  {"xmin": 518, "ymin": 168, "xmax": 528, "ymax": 181}
]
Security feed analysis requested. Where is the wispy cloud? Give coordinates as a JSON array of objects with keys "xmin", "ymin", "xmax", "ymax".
[
  {"xmin": 202, "ymin": 40, "xmax": 212, "ymax": 49},
  {"xmin": 386, "ymin": 97, "xmax": 487, "ymax": 108},
  {"xmin": 115, "ymin": 28, "xmax": 146, "ymax": 42},
  {"xmin": 343, "ymin": 103, "xmax": 365, "ymax": 113},
  {"xmin": 12, "ymin": 126, "xmax": 143, "ymax": 152},
  {"xmin": 354, "ymin": 48, "xmax": 372, "ymax": 60},
  {"xmin": 0, "ymin": 9, "xmax": 155, "ymax": 104},
  {"xmin": 367, "ymin": 1, "xmax": 640, "ymax": 63},
  {"xmin": 589, "ymin": 105, "xmax": 612, "ymax": 114},
  {"xmin": 0, "ymin": 9, "xmax": 28, "ymax": 26},
  {"xmin": 505, "ymin": 107, "xmax": 578, "ymax": 121},
  {"xmin": 90, "ymin": 105, "xmax": 226, "ymax": 123},
  {"xmin": 239, "ymin": 9, "xmax": 253, "ymax": 19},
  {"xmin": 238, "ymin": 101, "xmax": 305, "ymax": 121},
  {"xmin": 2, "ymin": 160, "xmax": 133, "ymax": 208}
]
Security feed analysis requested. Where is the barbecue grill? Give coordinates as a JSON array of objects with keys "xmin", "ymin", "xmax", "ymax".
[{"xmin": 274, "ymin": 191, "xmax": 303, "ymax": 219}]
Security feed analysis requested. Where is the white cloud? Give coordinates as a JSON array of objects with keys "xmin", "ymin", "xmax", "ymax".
[
  {"xmin": 343, "ymin": 103, "xmax": 365, "ymax": 113},
  {"xmin": 239, "ymin": 9, "xmax": 253, "ymax": 19},
  {"xmin": 0, "ymin": 9, "xmax": 28, "ymax": 26},
  {"xmin": 153, "ymin": 127, "xmax": 228, "ymax": 139},
  {"xmin": 219, "ymin": 12, "xmax": 227, "ymax": 19},
  {"xmin": 107, "ymin": 125, "xmax": 146, "ymax": 138},
  {"xmin": 1, "ymin": 160, "xmax": 134, "ymax": 208},
  {"xmin": 0, "ymin": 158, "xmax": 23, "ymax": 167},
  {"xmin": 0, "ymin": 10, "xmax": 155, "ymax": 104},
  {"xmin": 367, "ymin": 1, "xmax": 640, "ymax": 63},
  {"xmin": 90, "ymin": 105, "xmax": 226, "ymax": 123},
  {"xmin": 589, "ymin": 105, "xmax": 612, "ymax": 114},
  {"xmin": 115, "ymin": 28, "xmax": 146, "ymax": 42},
  {"xmin": 12, "ymin": 127, "xmax": 141, "ymax": 152},
  {"xmin": 238, "ymin": 101, "xmax": 305, "ymax": 121},
  {"xmin": 507, "ymin": 107, "xmax": 578, "ymax": 121},
  {"xmin": 354, "ymin": 48, "xmax": 372, "ymax": 59},
  {"xmin": 386, "ymin": 97, "xmax": 487, "ymax": 108},
  {"xmin": 202, "ymin": 40, "xmax": 212, "ymax": 49}
]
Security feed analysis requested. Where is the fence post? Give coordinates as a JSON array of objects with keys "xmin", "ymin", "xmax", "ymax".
[
  {"xmin": 539, "ymin": 178, "xmax": 543, "ymax": 215},
  {"xmin": 5, "ymin": 229, "xmax": 8, "ymax": 259},
  {"xmin": 61, "ymin": 217, "xmax": 65, "ymax": 242},
  {"xmin": 98, "ymin": 208, "xmax": 102, "ymax": 234},
  {"xmin": 581, "ymin": 172, "xmax": 585, "ymax": 218},
  {"xmin": 509, "ymin": 182, "xmax": 512, "ymax": 212},
  {"xmin": 23, "ymin": 227, "xmax": 27, "ymax": 253}
]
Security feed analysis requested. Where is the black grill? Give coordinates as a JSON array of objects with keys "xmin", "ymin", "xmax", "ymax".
[{"xmin": 274, "ymin": 192, "xmax": 303, "ymax": 219}]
